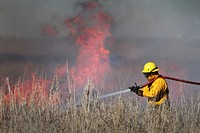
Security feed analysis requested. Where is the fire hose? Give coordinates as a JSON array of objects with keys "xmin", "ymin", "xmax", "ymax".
[
  {"xmin": 141, "ymin": 76, "xmax": 200, "ymax": 87},
  {"xmin": 100, "ymin": 76, "xmax": 200, "ymax": 99},
  {"xmin": 161, "ymin": 76, "xmax": 200, "ymax": 86}
]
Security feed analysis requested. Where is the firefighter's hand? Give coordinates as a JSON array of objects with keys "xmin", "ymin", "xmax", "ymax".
[
  {"xmin": 129, "ymin": 83, "xmax": 143, "ymax": 96},
  {"xmin": 129, "ymin": 83, "xmax": 142, "ymax": 92}
]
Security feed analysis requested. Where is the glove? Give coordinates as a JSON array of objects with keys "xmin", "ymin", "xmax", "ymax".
[
  {"xmin": 129, "ymin": 83, "xmax": 143, "ymax": 96},
  {"xmin": 129, "ymin": 83, "xmax": 142, "ymax": 92}
]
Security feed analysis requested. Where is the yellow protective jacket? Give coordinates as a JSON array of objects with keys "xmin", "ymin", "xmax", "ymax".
[{"xmin": 141, "ymin": 76, "xmax": 169, "ymax": 106}]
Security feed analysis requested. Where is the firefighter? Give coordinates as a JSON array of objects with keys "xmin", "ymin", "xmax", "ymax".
[
  {"xmin": 129, "ymin": 62, "xmax": 170, "ymax": 132},
  {"xmin": 129, "ymin": 61, "xmax": 170, "ymax": 107}
]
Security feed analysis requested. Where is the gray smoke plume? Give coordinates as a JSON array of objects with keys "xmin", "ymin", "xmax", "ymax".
[{"xmin": 0, "ymin": 0, "xmax": 200, "ymax": 93}]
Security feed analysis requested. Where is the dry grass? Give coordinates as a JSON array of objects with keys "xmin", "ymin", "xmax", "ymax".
[{"xmin": 0, "ymin": 75, "xmax": 199, "ymax": 133}]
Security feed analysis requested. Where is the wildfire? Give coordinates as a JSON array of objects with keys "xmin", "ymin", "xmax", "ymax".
[
  {"xmin": 64, "ymin": 1, "xmax": 113, "ymax": 88},
  {"xmin": 2, "ymin": 74, "xmax": 49, "ymax": 106},
  {"xmin": 1, "ymin": 1, "xmax": 113, "ymax": 106}
]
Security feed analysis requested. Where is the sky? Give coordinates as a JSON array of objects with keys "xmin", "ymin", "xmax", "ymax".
[
  {"xmin": 1, "ymin": 0, "xmax": 200, "ymax": 39},
  {"xmin": 0, "ymin": 0, "xmax": 200, "ymax": 93}
]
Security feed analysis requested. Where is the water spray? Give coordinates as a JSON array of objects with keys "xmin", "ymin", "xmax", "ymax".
[{"xmin": 99, "ymin": 89, "xmax": 130, "ymax": 99}]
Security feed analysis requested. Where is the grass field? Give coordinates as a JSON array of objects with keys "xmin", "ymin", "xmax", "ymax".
[{"xmin": 0, "ymin": 75, "xmax": 199, "ymax": 133}]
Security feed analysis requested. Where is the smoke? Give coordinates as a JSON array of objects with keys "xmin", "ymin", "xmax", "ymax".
[
  {"xmin": 0, "ymin": 0, "xmax": 200, "ymax": 94},
  {"xmin": 103, "ymin": 0, "xmax": 200, "ymax": 82}
]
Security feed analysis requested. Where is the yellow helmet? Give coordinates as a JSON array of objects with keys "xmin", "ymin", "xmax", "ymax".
[{"xmin": 142, "ymin": 62, "xmax": 159, "ymax": 73}]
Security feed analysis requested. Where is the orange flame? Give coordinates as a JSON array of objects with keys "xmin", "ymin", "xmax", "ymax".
[{"xmin": 64, "ymin": 1, "xmax": 113, "ymax": 88}]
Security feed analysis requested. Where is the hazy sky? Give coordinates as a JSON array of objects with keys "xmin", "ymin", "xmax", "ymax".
[
  {"xmin": 0, "ymin": 0, "xmax": 200, "ymax": 84},
  {"xmin": 0, "ymin": 0, "xmax": 200, "ymax": 39}
]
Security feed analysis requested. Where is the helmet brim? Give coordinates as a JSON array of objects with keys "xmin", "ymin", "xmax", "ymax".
[{"xmin": 142, "ymin": 68, "xmax": 159, "ymax": 73}]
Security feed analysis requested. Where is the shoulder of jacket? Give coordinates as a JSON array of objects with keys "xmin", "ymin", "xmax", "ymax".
[{"xmin": 154, "ymin": 76, "xmax": 166, "ymax": 83}]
